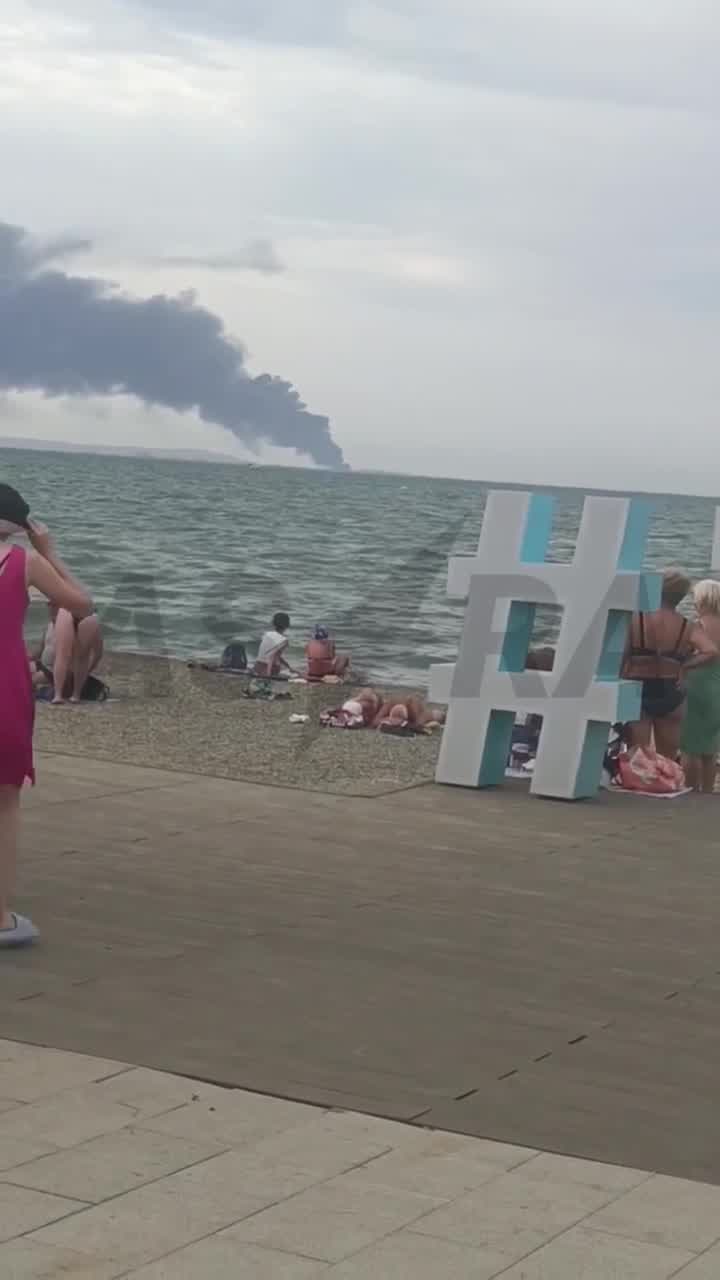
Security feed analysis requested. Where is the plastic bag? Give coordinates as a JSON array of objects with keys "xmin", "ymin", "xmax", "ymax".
[{"xmin": 616, "ymin": 747, "xmax": 685, "ymax": 794}]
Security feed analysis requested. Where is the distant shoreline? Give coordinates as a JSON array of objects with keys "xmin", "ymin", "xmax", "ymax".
[
  {"xmin": 3, "ymin": 439, "xmax": 719, "ymax": 500},
  {"xmin": 0, "ymin": 437, "xmax": 256, "ymax": 466}
]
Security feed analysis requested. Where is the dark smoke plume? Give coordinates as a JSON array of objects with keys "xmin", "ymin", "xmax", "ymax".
[{"xmin": 0, "ymin": 222, "xmax": 345, "ymax": 468}]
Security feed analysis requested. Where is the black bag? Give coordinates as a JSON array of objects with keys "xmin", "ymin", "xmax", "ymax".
[
  {"xmin": 603, "ymin": 723, "xmax": 627, "ymax": 782},
  {"xmin": 79, "ymin": 674, "xmax": 110, "ymax": 702},
  {"xmin": 220, "ymin": 642, "xmax": 248, "ymax": 672},
  {"xmin": 57, "ymin": 672, "xmax": 109, "ymax": 701}
]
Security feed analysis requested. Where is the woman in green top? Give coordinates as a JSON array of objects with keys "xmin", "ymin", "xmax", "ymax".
[{"xmin": 681, "ymin": 579, "xmax": 720, "ymax": 792}]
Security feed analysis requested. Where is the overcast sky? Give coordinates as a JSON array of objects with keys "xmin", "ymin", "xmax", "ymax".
[{"xmin": 1, "ymin": 0, "xmax": 718, "ymax": 489}]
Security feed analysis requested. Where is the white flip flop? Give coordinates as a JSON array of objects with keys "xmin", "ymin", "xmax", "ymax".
[{"xmin": 0, "ymin": 914, "xmax": 39, "ymax": 948}]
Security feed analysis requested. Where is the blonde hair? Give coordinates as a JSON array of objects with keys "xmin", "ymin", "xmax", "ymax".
[{"xmin": 693, "ymin": 579, "xmax": 720, "ymax": 616}]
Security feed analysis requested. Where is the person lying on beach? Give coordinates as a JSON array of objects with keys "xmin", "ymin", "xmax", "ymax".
[
  {"xmin": 320, "ymin": 688, "xmax": 445, "ymax": 732},
  {"xmin": 305, "ymin": 625, "xmax": 351, "ymax": 682},
  {"xmin": 320, "ymin": 687, "xmax": 383, "ymax": 729},
  {"xmin": 373, "ymin": 693, "xmax": 445, "ymax": 733},
  {"xmin": 35, "ymin": 604, "xmax": 104, "ymax": 705},
  {"xmin": 254, "ymin": 613, "xmax": 297, "ymax": 678}
]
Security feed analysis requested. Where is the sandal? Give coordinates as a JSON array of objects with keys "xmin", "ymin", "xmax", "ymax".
[{"xmin": 0, "ymin": 914, "xmax": 39, "ymax": 948}]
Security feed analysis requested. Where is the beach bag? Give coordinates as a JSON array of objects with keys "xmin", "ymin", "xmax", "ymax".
[
  {"xmin": 81, "ymin": 674, "xmax": 110, "ymax": 702},
  {"xmin": 617, "ymin": 747, "xmax": 684, "ymax": 794},
  {"xmin": 221, "ymin": 642, "xmax": 248, "ymax": 672},
  {"xmin": 58, "ymin": 673, "xmax": 109, "ymax": 702}
]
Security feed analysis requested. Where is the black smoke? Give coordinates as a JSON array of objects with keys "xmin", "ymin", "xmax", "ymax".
[{"xmin": 0, "ymin": 222, "xmax": 345, "ymax": 468}]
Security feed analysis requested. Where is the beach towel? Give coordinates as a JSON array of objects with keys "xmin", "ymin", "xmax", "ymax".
[
  {"xmin": 616, "ymin": 747, "xmax": 685, "ymax": 795},
  {"xmin": 378, "ymin": 720, "xmax": 419, "ymax": 737},
  {"xmin": 320, "ymin": 705, "xmax": 365, "ymax": 729}
]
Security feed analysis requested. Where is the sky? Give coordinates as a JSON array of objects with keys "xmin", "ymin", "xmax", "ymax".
[{"xmin": 1, "ymin": 0, "xmax": 718, "ymax": 489}]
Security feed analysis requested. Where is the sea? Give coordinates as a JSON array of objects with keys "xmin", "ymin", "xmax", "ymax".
[{"xmin": 2, "ymin": 447, "xmax": 718, "ymax": 686}]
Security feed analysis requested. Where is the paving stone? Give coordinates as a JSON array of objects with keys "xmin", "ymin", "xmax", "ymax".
[
  {"xmin": 667, "ymin": 1242, "xmax": 720, "ymax": 1277},
  {"xmin": 323, "ymin": 1229, "xmax": 507, "ymax": 1279},
  {"xmin": 0, "ymin": 1045, "xmax": 127, "ymax": 1103},
  {"xmin": 6, "ymin": 1127, "xmax": 224, "ymax": 1203},
  {"xmin": 142, "ymin": 1090, "xmax": 320, "ymax": 1147},
  {"xmin": 230, "ymin": 1174, "xmax": 444, "ymax": 1262},
  {"xmin": 30, "ymin": 1153, "xmax": 272, "ymax": 1271},
  {"xmin": 89, "ymin": 1067, "xmax": 224, "ymax": 1120},
  {"xmin": 0, "ymin": 1239, "xmax": 118, "ymax": 1279},
  {"xmin": 587, "ymin": 1174, "xmax": 720, "ymax": 1252},
  {"xmin": 518, "ymin": 1153, "xmax": 652, "ymax": 1193},
  {"xmin": 127, "ymin": 1240, "xmax": 327, "ymax": 1279},
  {"xmin": 412, "ymin": 1171, "xmax": 618, "ymax": 1261},
  {"xmin": 340, "ymin": 1149, "xmax": 509, "ymax": 1198},
  {"xmin": 0, "ymin": 1135, "xmax": 59, "ymax": 1176},
  {"xmin": 242, "ymin": 1113, "xmax": 397, "ymax": 1179},
  {"xmin": 496, "ymin": 1226, "xmax": 696, "ymax": 1279},
  {"xmin": 0, "ymin": 1089, "xmax": 137, "ymax": 1150},
  {"xmin": 0, "ymin": 1183, "xmax": 84, "ymax": 1245}
]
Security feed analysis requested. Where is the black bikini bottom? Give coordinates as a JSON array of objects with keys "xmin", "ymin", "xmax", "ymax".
[{"xmin": 640, "ymin": 678, "xmax": 686, "ymax": 720}]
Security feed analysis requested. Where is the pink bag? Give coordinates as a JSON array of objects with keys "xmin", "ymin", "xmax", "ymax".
[{"xmin": 617, "ymin": 747, "xmax": 685, "ymax": 794}]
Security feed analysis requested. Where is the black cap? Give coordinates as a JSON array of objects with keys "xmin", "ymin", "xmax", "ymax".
[{"xmin": 0, "ymin": 484, "xmax": 30, "ymax": 530}]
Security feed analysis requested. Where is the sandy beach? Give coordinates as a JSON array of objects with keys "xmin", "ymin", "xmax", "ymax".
[{"xmin": 33, "ymin": 652, "xmax": 442, "ymax": 797}]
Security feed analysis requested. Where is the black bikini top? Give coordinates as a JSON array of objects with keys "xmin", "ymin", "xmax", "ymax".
[{"xmin": 631, "ymin": 612, "xmax": 689, "ymax": 664}]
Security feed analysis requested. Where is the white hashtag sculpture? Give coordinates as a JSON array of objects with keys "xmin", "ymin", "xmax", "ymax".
[{"xmin": 430, "ymin": 491, "xmax": 660, "ymax": 800}]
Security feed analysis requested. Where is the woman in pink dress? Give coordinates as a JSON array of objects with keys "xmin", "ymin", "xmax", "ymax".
[{"xmin": 0, "ymin": 484, "xmax": 93, "ymax": 947}]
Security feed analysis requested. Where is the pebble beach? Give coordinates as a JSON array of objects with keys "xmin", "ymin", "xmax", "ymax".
[{"xmin": 34, "ymin": 652, "xmax": 442, "ymax": 797}]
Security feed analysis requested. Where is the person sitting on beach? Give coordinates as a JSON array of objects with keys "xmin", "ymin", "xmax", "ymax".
[
  {"xmin": 525, "ymin": 647, "xmax": 555, "ymax": 673},
  {"xmin": 507, "ymin": 647, "xmax": 556, "ymax": 763},
  {"xmin": 254, "ymin": 613, "xmax": 297, "ymax": 679},
  {"xmin": 305, "ymin": 625, "xmax": 351, "ymax": 683},
  {"xmin": 36, "ymin": 604, "xmax": 104, "ymax": 705},
  {"xmin": 622, "ymin": 570, "xmax": 717, "ymax": 760}
]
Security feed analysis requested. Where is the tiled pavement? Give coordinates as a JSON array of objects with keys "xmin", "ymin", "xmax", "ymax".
[{"xmin": 1, "ymin": 1039, "xmax": 720, "ymax": 1278}]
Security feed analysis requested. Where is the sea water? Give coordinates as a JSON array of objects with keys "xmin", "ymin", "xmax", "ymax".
[{"xmin": 2, "ymin": 447, "xmax": 717, "ymax": 686}]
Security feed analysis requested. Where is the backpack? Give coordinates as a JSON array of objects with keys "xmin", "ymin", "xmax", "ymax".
[{"xmin": 220, "ymin": 642, "xmax": 248, "ymax": 672}]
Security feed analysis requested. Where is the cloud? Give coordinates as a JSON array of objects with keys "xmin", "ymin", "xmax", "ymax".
[
  {"xmin": 158, "ymin": 238, "xmax": 285, "ymax": 274},
  {"xmin": 0, "ymin": 221, "xmax": 344, "ymax": 467},
  {"xmin": 4, "ymin": 1, "xmax": 719, "ymax": 487},
  {"xmin": 29, "ymin": 0, "xmax": 720, "ymax": 113}
]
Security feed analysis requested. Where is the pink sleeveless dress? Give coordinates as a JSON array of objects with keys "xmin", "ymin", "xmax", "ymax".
[{"xmin": 0, "ymin": 546, "xmax": 35, "ymax": 787}]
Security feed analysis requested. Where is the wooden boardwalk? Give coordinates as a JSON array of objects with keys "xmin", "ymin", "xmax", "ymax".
[{"xmin": 4, "ymin": 751, "xmax": 720, "ymax": 1183}]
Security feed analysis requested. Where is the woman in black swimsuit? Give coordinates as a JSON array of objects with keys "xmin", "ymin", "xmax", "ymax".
[
  {"xmin": 623, "ymin": 570, "xmax": 717, "ymax": 759},
  {"xmin": 41, "ymin": 604, "xmax": 104, "ymax": 705}
]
